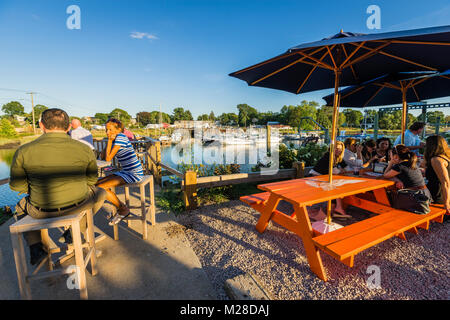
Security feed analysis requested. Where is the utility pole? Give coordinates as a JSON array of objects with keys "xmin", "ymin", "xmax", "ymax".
[
  {"xmin": 26, "ymin": 92, "xmax": 36, "ymax": 134},
  {"xmin": 159, "ymin": 103, "xmax": 162, "ymax": 136}
]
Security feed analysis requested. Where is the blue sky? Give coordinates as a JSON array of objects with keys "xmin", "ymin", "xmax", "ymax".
[{"xmin": 0, "ymin": 0, "xmax": 449, "ymax": 118}]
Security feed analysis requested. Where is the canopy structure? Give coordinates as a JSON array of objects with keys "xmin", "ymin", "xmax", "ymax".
[
  {"xmin": 322, "ymin": 70, "xmax": 450, "ymax": 143},
  {"xmin": 230, "ymin": 25, "xmax": 450, "ymax": 226}
]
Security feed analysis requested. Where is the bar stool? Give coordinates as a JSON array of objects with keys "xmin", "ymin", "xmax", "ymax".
[
  {"xmin": 9, "ymin": 209, "xmax": 97, "ymax": 300},
  {"xmin": 111, "ymin": 175, "xmax": 155, "ymax": 240}
]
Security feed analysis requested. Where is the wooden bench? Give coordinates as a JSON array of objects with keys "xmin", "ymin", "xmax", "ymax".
[
  {"xmin": 312, "ymin": 202, "xmax": 446, "ymax": 267},
  {"xmin": 240, "ymin": 192, "xmax": 271, "ymax": 212},
  {"xmin": 241, "ymin": 191, "xmax": 446, "ymax": 270}
]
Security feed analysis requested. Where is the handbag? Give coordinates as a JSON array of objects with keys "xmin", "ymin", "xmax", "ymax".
[{"xmin": 393, "ymin": 188, "xmax": 431, "ymax": 215}]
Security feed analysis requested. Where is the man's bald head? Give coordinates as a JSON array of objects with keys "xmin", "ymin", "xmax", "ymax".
[{"xmin": 71, "ymin": 118, "xmax": 82, "ymax": 129}]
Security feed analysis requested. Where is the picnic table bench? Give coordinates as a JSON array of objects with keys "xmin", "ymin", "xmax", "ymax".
[{"xmin": 240, "ymin": 175, "xmax": 446, "ymax": 281}]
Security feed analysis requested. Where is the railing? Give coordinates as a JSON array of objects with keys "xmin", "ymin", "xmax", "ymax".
[
  {"xmin": 181, "ymin": 162, "xmax": 307, "ymax": 210},
  {"xmin": 93, "ymin": 137, "xmax": 164, "ymax": 185},
  {"xmin": 0, "ymin": 178, "xmax": 9, "ymax": 186}
]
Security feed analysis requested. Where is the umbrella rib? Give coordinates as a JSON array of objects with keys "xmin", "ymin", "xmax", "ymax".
[
  {"xmin": 296, "ymin": 51, "xmax": 334, "ymax": 71},
  {"xmin": 363, "ymin": 85, "xmax": 385, "ymax": 107},
  {"xmin": 341, "ymin": 44, "xmax": 359, "ymax": 81},
  {"xmin": 340, "ymin": 41, "xmax": 366, "ymax": 68},
  {"xmin": 326, "ymin": 46, "xmax": 337, "ymax": 69},
  {"xmin": 248, "ymin": 47, "xmax": 326, "ymax": 85},
  {"xmin": 374, "ymin": 82, "xmax": 402, "ymax": 90},
  {"xmin": 342, "ymin": 41, "xmax": 392, "ymax": 69},
  {"xmin": 295, "ymin": 49, "xmax": 332, "ymax": 94},
  {"xmin": 232, "ymin": 47, "xmax": 325, "ymax": 75},
  {"xmin": 341, "ymin": 85, "xmax": 366, "ymax": 100},
  {"xmin": 412, "ymin": 85, "xmax": 420, "ymax": 101},
  {"xmin": 351, "ymin": 43, "xmax": 438, "ymax": 71}
]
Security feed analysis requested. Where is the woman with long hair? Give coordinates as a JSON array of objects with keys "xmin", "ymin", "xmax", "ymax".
[
  {"xmin": 382, "ymin": 144, "xmax": 432, "ymax": 214},
  {"xmin": 374, "ymin": 137, "xmax": 392, "ymax": 163},
  {"xmin": 309, "ymin": 141, "xmax": 351, "ymax": 219},
  {"xmin": 96, "ymin": 118, "xmax": 144, "ymax": 225},
  {"xmin": 360, "ymin": 139, "xmax": 379, "ymax": 168},
  {"xmin": 309, "ymin": 141, "xmax": 347, "ymax": 176},
  {"xmin": 424, "ymin": 135, "xmax": 450, "ymax": 216}
]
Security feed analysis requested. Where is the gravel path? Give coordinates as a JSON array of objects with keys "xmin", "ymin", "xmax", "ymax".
[{"xmin": 177, "ymin": 200, "xmax": 450, "ymax": 300}]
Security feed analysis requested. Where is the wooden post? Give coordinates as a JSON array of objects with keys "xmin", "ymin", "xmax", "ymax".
[
  {"xmin": 293, "ymin": 161, "xmax": 305, "ymax": 178},
  {"xmin": 183, "ymin": 171, "xmax": 197, "ymax": 210},
  {"xmin": 155, "ymin": 141, "xmax": 162, "ymax": 185},
  {"xmin": 147, "ymin": 141, "xmax": 162, "ymax": 186},
  {"xmin": 435, "ymin": 116, "xmax": 441, "ymax": 135},
  {"xmin": 266, "ymin": 125, "xmax": 271, "ymax": 156},
  {"xmin": 373, "ymin": 112, "xmax": 379, "ymax": 140}
]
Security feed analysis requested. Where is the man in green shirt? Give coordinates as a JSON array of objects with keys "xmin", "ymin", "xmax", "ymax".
[{"xmin": 10, "ymin": 108, "xmax": 106, "ymax": 265}]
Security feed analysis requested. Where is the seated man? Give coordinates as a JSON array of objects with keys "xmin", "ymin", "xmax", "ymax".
[
  {"xmin": 70, "ymin": 118, "xmax": 94, "ymax": 150},
  {"xmin": 9, "ymin": 108, "xmax": 106, "ymax": 266}
]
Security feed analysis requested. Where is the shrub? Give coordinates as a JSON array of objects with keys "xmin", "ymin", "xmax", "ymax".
[
  {"xmin": 0, "ymin": 118, "xmax": 17, "ymax": 138},
  {"xmin": 296, "ymin": 143, "xmax": 329, "ymax": 167}
]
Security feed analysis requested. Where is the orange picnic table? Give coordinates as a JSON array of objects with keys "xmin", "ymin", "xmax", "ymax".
[{"xmin": 241, "ymin": 175, "xmax": 446, "ymax": 281}]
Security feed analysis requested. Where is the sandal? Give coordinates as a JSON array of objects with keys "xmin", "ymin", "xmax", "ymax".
[
  {"xmin": 332, "ymin": 209, "xmax": 352, "ymax": 218},
  {"xmin": 108, "ymin": 208, "xmax": 131, "ymax": 226}
]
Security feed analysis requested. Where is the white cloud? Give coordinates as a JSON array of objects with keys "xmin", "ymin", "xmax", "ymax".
[{"xmin": 130, "ymin": 31, "xmax": 159, "ymax": 40}]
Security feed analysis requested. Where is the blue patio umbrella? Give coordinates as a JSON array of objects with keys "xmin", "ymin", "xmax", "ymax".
[
  {"xmin": 230, "ymin": 25, "xmax": 450, "ymax": 225},
  {"xmin": 322, "ymin": 70, "xmax": 450, "ymax": 143}
]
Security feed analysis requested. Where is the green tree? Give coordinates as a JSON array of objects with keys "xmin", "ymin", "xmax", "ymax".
[
  {"xmin": 94, "ymin": 113, "xmax": 109, "ymax": 124},
  {"xmin": 1, "ymin": 101, "xmax": 25, "ymax": 116},
  {"xmin": 209, "ymin": 111, "xmax": 216, "ymax": 121},
  {"xmin": 109, "ymin": 108, "xmax": 131, "ymax": 126},
  {"xmin": 237, "ymin": 104, "xmax": 257, "ymax": 127},
  {"xmin": 343, "ymin": 109, "xmax": 363, "ymax": 128},
  {"xmin": 426, "ymin": 111, "xmax": 445, "ymax": 124},
  {"xmin": 172, "ymin": 107, "xmax": 193, "ymax": 121},
  {"xmin": 280, "ymin": 101, "xmax": 318, "ymax": 129},
  {"xmin": 33, "ymin": 104, "xmax": 48, "ymax": 120},
  {"xmin": 316, "ymin": 106, "xmax": 332, "ymax": 128},
  {"xmin": 219, "ymin": 113, "xmax": 238, "ymax": 126},
  {"xmin": 0, "ymin": 118, "xmax": 17, "ymax": 138},
  {"xmin": 197, "ymin": 114, "xmax": 209, "ymax": 121}
]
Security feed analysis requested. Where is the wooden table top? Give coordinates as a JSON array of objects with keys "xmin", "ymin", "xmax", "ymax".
[
  {"xmin": 96, "ymin": 160, "xmax": 112, "ymax": 168},
  {"xmin": 258, "ymin": 175, "xmax": 394, "ymax": 207}
]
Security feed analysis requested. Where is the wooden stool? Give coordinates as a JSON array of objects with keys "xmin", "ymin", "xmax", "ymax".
[
  {"xmin": 9, "ymin": 209, "xmax": 97, "ymax": 300},
  {"xmin": 111, "ymin": 175, "xmax": 155, "ymax": 240}
]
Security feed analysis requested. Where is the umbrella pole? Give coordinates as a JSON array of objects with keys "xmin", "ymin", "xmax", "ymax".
[
  {"xmin": 401, "ymin": 88, "xmax": 407, "ymax": 144},
  {"xmin": 327, "ymin": 70, "xmax": 342, "ymax": 225}
]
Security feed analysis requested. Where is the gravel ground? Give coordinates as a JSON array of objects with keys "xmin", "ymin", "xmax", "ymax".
[{"xmin": 177, "ymin": 200, "xmax": 450, "ymax": 300}]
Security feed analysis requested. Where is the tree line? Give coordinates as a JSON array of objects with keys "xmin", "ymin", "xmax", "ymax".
[{"xmin": 1, "ymin": 100, "xmax": 449, "ymax": 130}]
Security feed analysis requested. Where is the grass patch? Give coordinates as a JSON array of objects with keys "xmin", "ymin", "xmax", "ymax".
[
  {"xmin": 156, "ymin": 182, "xmax": 262, "ymax": 215},
  {"xmin": 155, "ymin": 185, "xmax": 185, "ymax": 215},
  {"xmin": 197, "ymin": 182, "xmax": 262, "ymax": 206}
]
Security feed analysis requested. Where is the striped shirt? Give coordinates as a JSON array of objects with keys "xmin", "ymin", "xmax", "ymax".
[{"xmin": 113, "ymin": 133, "xmax": 144, "ymax": 183}]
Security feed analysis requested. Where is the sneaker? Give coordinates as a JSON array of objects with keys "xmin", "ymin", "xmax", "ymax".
[{"xmin": 29, "ymin": 243, "xmax": 47, "ymax": 266}]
